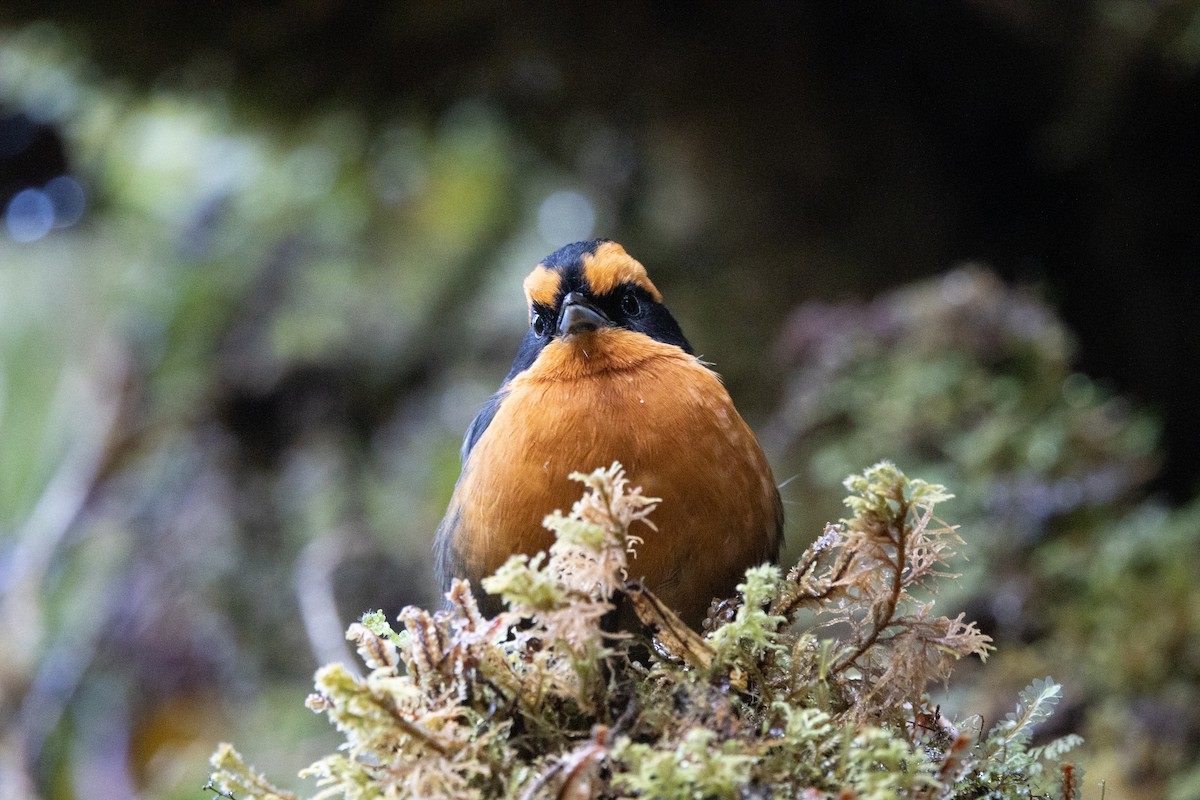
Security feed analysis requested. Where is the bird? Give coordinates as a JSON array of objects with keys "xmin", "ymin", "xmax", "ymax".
[{"xmin": 434, "ymin": 239, "xmax": 782, "ymax": 629}]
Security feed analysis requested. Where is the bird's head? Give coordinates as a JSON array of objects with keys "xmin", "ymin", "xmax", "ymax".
[{"xmin": 504, "ymin": 240, "xmax": 693, "ymax": 382}]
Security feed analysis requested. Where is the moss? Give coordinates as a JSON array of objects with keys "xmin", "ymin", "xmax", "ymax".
[{"xmin": 210, "ymin": 462, "xmax": 1081, "ymax": 798}]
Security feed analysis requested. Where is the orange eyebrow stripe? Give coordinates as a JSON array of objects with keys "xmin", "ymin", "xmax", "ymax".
[
  {"xmin": 523, "ymin": 265, "xmax": 561, "ymax": 310},
  {"xmin": 581, "ymin": 241, "xmax": 663, "ymax": 302}
]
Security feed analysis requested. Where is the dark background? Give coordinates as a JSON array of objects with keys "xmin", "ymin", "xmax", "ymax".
[{"xmin": 4, "ymin": 2, "xmax": 1198, "ymax": 498}]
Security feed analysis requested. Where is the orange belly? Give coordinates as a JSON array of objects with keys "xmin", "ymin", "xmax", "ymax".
[{"xmin": 445, "ymin": 329, "xmax": 781, "ymax": 627}]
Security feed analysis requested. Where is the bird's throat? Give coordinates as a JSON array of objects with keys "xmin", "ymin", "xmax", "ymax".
[{"xmin": 526, "ymin": 328, "xmax": 688, "ymax": 382}]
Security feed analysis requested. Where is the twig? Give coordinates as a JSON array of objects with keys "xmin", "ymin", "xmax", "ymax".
[
  {"xmin": 830, "ymin": 502, "xmax": 909, "ymax": 676},
  {"xmin": 377, "ymin": 692, "xmax": 458, "ymax": 757}
]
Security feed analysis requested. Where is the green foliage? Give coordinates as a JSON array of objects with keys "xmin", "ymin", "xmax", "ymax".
[
  {"xmin": 0, "ymin": 28, "xmax": 530, "ymax": 796},
  {"xmin": 771, "ymin": 269, "xmax": 1200, "ymax": 792},
  {"xmin": 210, "ymin": 462, "xmax": 1080, "ymax": 799},
  {"xmin": 1044, "ymin": 499, "xmax": 1200, "ymax": 694},
  {"xmin": 705, "ymin": 565, "xmax": 788, "ymax": 664},
  {"xmin": 994, "ymin": 676, "xmax": 1064, "ymax": 748},
  {"xmin": 613, "ymin": 728, "xmax": 755, "ymax": 800},
  {"xmin": 957, "ymin": 678, "xmax": 1087, "ymax": 795},
  {"xmin": 772, "ymin": 268, "xmax": 1159, "ymax": 568}
]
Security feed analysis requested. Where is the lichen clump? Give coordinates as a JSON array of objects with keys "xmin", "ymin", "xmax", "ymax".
[{"xmin": 209, "ymin": 462, "xmax": 1083, "ymax": 799}]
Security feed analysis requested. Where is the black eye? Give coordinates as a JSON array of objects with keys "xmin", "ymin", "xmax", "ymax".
[
  {"xmin": 621, "ymin": 290, "xmax": 641, "ymax": 317},
  {"xmin": 532, "ymin": 315, "xmax": 548, "ymax": 337}
]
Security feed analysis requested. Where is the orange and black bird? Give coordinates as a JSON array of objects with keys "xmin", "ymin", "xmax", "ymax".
[{"xmin": 434, "ymin": 240, "xmax": 782, "ymax": 629}]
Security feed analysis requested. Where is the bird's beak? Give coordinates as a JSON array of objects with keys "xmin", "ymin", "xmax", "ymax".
[{"xmin": 557, "ymin": 292, "xmax": 611, "ymax": 337}]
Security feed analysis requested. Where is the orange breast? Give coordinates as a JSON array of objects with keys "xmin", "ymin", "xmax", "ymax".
[{"xmin": 447, "ymin": 328, "xmax": 781, "ymax": 627}]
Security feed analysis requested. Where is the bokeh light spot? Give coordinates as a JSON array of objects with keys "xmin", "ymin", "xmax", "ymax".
[
  {"xmin": 537, "ymin": 189, "xmax": 595, "ymax": 246},
  {"xmin": 5, "ymin": 188, "xmax": 55, "ymax": 242},
  {"xmin": 44, "ymin": 175, "xmax": 86, "ymax": 227}
]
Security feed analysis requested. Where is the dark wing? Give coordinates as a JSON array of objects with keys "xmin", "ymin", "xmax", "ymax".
[
  {"xmin": 769, "ymin": 484, "xmax": 785, "ymax": 561},
  {"xmin": 460, "ymin": 389, "xmax": 506, "ymax": 462},
  {"xmin": 433, "ymin": 504, "xmax": 463, "ymax": 595},
  {"xmin": 459, "ymin": 322, "xmax": 546, "ymax": 462},
  {"xmin": 435, "ymin": 388, "xmax": 506, "ymax": 597}
]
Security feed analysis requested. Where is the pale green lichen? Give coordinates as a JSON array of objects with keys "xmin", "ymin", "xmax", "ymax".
[{"xmin": 209, "ymin": 461, "xmax": 1082, "ymax": 799}]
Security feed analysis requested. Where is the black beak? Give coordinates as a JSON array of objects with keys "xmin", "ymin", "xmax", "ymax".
[{"xmin": 557, "ymin": 292, "xmax": 611, "ymax": 337}]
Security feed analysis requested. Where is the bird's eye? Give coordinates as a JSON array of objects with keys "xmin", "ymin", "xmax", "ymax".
[
  {"xmin": 532, "ymin": 315, "xmax": 548, "ymax": 337},
  {"xmin": 621, "ymin": 290, "xmax": 641, "ymax": 317}
]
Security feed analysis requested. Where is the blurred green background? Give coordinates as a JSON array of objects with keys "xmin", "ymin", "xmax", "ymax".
[{"xmin": 1, "ymin": 3, "xmax": 1198, "ymax": 798}]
